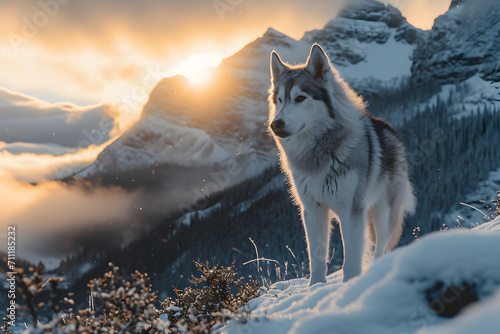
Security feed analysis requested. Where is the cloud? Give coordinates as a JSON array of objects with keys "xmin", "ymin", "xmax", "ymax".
[
  {"xmin": 0, "ymin": 171, "xmax": 143, "ymax": 260},
  {"xmin": 0, "ymin": 156, "xmax": 209, "ymax": 265},
  {"xmin": 0, "ymin": 0, "xmax": 459, "ymax": 58},
  {"xmin": 0, "ymin": 142, "xmax": 75, "ymax": 156},
  {"xmin": 0, "ymin": 0, "xmax": 345, "ymax": 53},
  {"xmin": 0, "ymin": 87, "xmax": 128, "ymax": 147},
  {"xmin": 0, "ymin": 142, "xmax": 107, "ymax": 182},
  {"xmin": 0, "ymin": 88, "xmax": 140, "ymax": 182}
]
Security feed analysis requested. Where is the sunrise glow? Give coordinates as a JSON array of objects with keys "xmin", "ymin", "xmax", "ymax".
[{"xmin": 163, "ymin": 52, "xmax": 223, "ymax": 87}]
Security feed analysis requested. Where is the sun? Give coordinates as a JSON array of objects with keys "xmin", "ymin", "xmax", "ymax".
[{"xmin": 164, "ymin": 52, "xmax": 223, "ymax": 87}]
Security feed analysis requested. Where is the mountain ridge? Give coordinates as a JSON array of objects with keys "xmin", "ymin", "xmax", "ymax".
[{"xmin": 80, "ymin": 0, "xmax": 424, "ymax": 180}]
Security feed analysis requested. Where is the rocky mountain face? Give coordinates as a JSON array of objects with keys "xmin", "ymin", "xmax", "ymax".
[{"xmin": 411, "ymin": 0, "xmax": 500, "ymax": 85}]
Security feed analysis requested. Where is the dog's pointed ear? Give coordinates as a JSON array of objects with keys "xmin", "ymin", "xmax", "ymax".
[
  {"xmin": 270, "ymin": 51, "xmax": 285, "ymax": 84},
  {"xmin": 306, "ymin": 44, "xmax": 331, "ymax": 80}
]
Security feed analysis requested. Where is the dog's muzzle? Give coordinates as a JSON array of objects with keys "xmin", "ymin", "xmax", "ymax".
[{"xmin": 271, "ymin": 119, "xmax": 291, "ymax": 138}]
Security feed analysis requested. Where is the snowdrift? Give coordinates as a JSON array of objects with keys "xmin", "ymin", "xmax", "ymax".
[{"xmin": 222, "ymin": 217, "xmax": 500, "ymax": 334}]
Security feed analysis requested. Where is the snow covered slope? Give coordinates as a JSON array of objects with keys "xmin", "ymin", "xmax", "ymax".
[{"xmin": 222, "ymin": 217, "xmax": 500, "ymax": 334}]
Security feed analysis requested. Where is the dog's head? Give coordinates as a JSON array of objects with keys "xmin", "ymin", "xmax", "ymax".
[{"xmin": 268, "ymin": 44, "xmax": 335, "ymax": 139}]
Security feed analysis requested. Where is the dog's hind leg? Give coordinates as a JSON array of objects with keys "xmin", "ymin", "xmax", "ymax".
[
  {"xmin": 387, "ymin": 180, "xmax": 415, "ymax": 251},
  {"xmin": 386, "ymin": 182, "xmax": 414, "ymax": 252},
  {"xmin": 338, "ymin": 209, "xmax": 367, "ymax": 282},
  {"xmin": 372, "ymin": 201, "xmax": 392, "ymax": 260},
  {"xmin": 387, "ymin": 206, "xmax": 404, "ymax": 252},
  {"xmin": 302, "ymin": 202, "xmax": 331, "ymax": 286}
]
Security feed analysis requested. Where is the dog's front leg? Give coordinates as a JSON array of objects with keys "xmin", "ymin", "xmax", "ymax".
[{"xmin": 302, "ymin": 202, "xmax": 330, "ymax": 286}]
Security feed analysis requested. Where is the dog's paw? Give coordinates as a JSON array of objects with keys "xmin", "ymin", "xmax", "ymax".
[{"xmin": 309, "ymin": 276, "xmax": 327, "ymax": 286}]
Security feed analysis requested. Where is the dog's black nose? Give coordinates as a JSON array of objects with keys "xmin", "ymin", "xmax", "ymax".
[{"xmin": 271, "ymin": 119, "xmax": 285, "ymax": 133}]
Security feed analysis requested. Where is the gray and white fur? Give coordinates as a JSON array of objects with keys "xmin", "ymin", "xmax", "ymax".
[{"xmin": 268, "ymin": 44, "xmax": 416, "ymax": 285}]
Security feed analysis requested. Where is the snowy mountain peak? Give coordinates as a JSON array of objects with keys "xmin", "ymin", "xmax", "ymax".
[
  {"xmin": 262, "ymin": 27, "xmax": 287, "ymax": 39},
  {"xmin": 411, "ymin": 0, "xmax": 500, "ymax": 85},
  {"xmin": 337, "ymin": 0, "xmax": 404, "ymax": 28},
  {"xmin": 299, "ymin": 0, "xmax": 418, "ymax": 83},
  {"xmin": 149, "ymin": 75, "xmax": 191, "ymax": 100},
  {"xmin": 256, "ymin": 27, "xmax": 296, "ymax": 49}
]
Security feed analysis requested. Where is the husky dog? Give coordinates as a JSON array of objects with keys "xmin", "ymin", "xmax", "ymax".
[{"xmin": 268, "ymin": 44, "xmax": 415, "ymax": 285}]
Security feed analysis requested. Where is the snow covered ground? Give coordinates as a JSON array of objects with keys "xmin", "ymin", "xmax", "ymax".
[{"xmin": 221, "ymin": 216, "xmax": 500, "ymax": 334}]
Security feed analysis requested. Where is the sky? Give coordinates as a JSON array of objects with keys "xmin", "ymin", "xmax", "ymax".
[{"xmin": 0, "ymin": 0, "xmax": 451, "ymax": 107}]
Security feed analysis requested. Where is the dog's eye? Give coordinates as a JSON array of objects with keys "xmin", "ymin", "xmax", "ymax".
[
  {"xmin": 277, "ymin": 97, "xmax": 282, "ymax": 104},
  {"xmin": 295, "ymin": 95, "xmax": 307, "ymax": 103}
]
